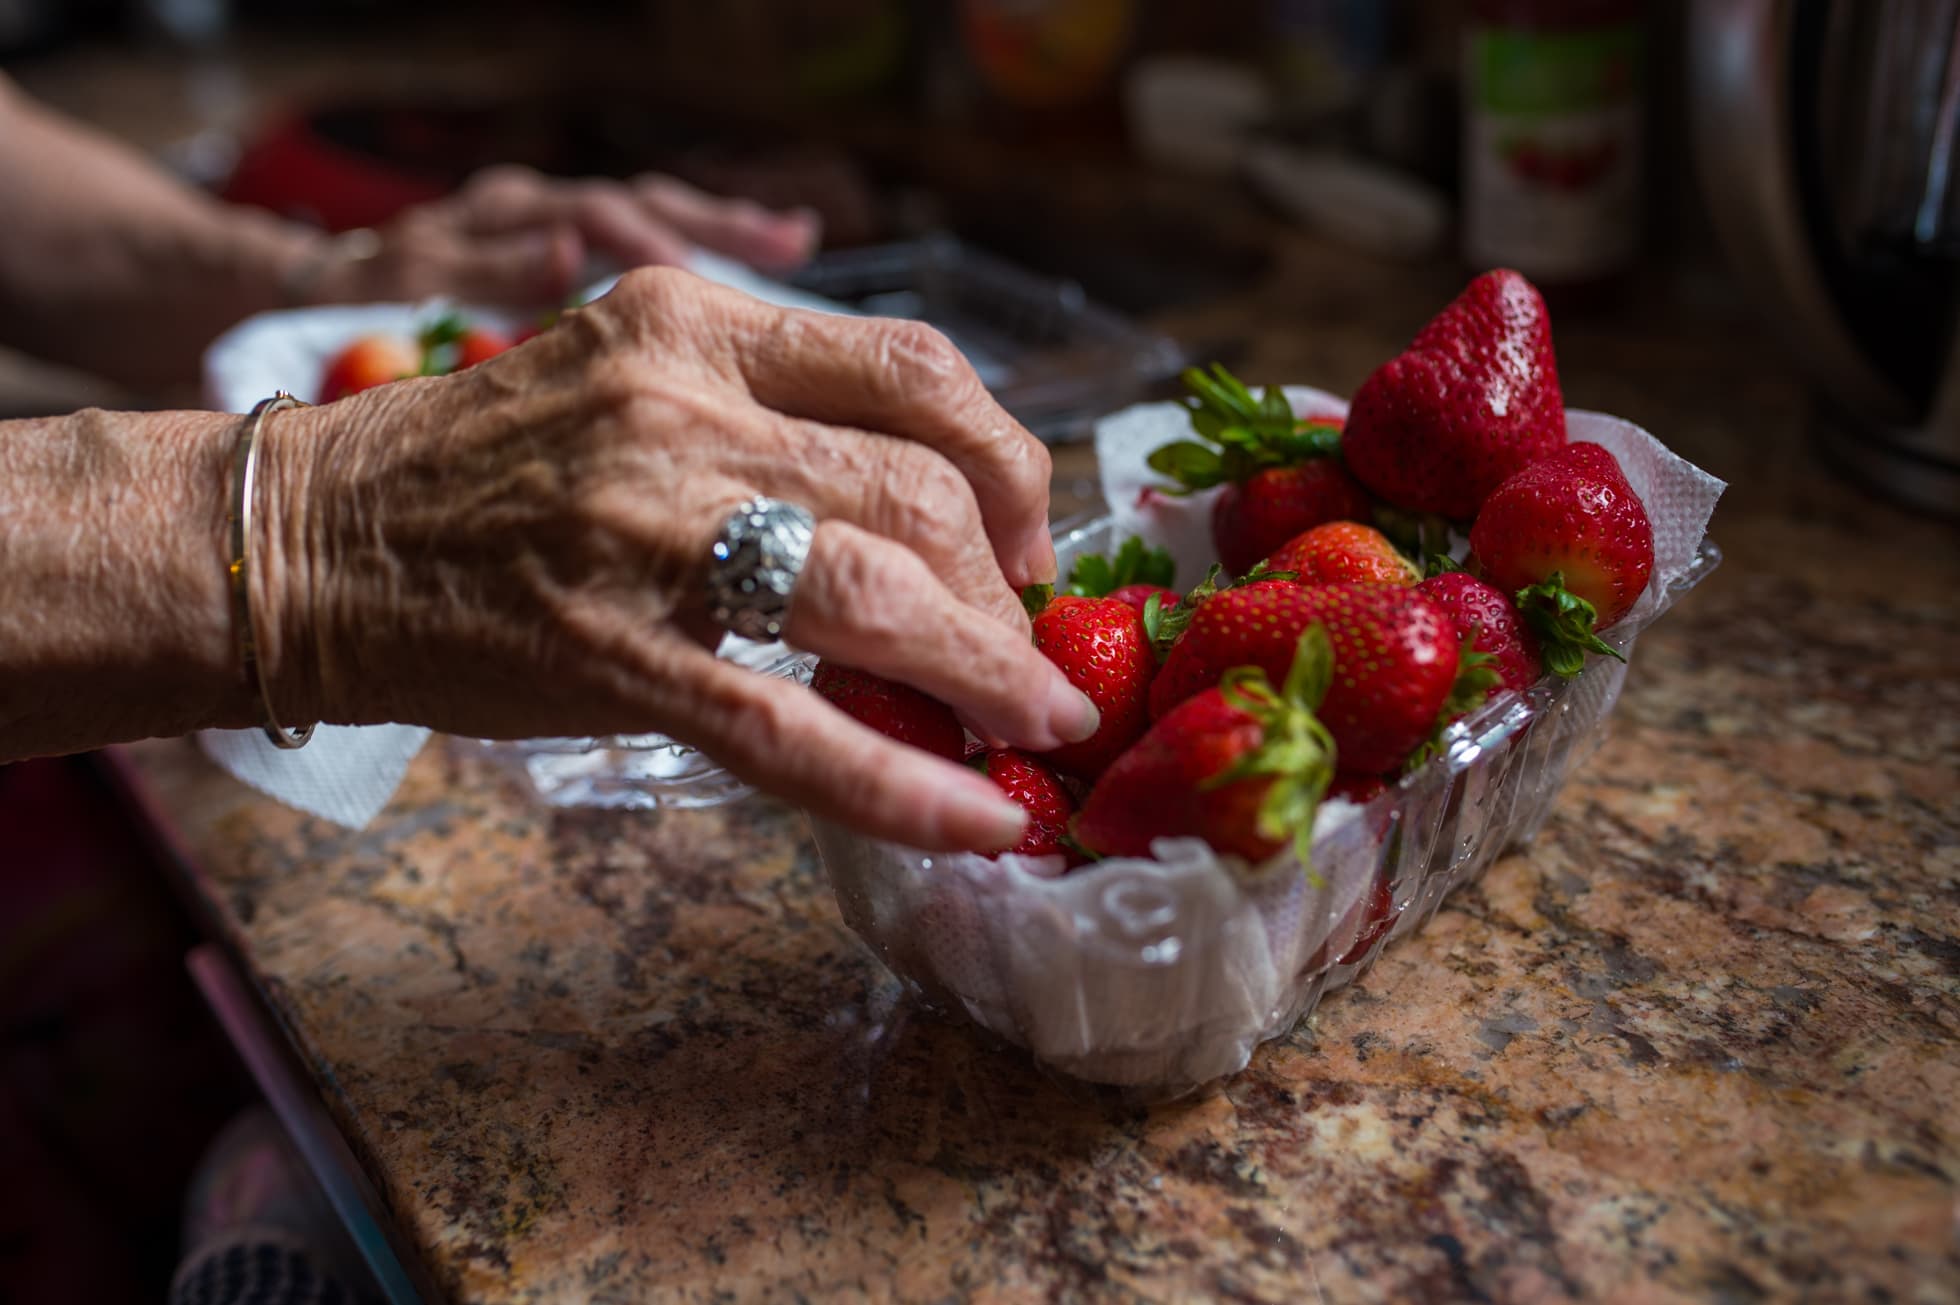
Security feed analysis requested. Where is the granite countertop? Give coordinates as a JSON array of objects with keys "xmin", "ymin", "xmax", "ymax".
[{"xmin": 114, "ymin": 240, "xmax": 1959, "ymax": 1303}]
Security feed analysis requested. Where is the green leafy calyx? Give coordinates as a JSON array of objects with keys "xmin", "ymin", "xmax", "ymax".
[
  {"xmin": 1064, "ymin": 536, "xmax": 1176, "ymax": 597},
  {"xmin": 1209, "ymin": 626, "xmax": 1339, "ymax": 881},
  {"xmin": 1516, "ymin": 572, "xmax": 1624, "ymax": 677},
  {"xmin": 1146, "ymin": 363, "xmax": 1343, "ymax": 492}
]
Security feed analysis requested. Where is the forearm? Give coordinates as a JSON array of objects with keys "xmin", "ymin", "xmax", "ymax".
[
  {"xmin": 0, "ymin": 76, "xmax": 317, "ymax": 389},
  {"xmin": 0, "ymin": 408, "xmax": 268, "ymax": 759}
]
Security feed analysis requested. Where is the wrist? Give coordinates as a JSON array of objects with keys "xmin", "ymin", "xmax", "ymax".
[{"xmin": 248, "ymin": 399, "xmax": 342, "ymax": 730}]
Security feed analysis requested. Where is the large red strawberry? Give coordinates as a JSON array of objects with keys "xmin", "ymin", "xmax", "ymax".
[
  {"xmin": 1262, "ymin": 521, "xmax": 1419, "ymax": 587},
  {"xmin": 1417, "ymin": 569, "xmax": 1542, "ymax": 695},
  {"xmin": 1342, "ymin": 269, "xmax": 1567, "ymax": 520},
  {"xmin": 1145, "ymin": 364, "xmax": 1368, "ymax": 575},
  {"xmin": 1469, "ymin": 441, "xmax": 1654, "ymax": 675},
  {"xmin": 1150, "ymin": 582, "xmax": 1464, "ymax": 775},
  {"xmin": 1027, "ymin": 593, "xmax": 1155, "ymax": 778},
  {"xmin": 1074, "ymin": 631, "xmax": 1336, "ymax": 864},
  {"xmin": 811, "ymin": 663, "xmax": 965, "ymax": 760},
  {"xmin": 1211, "ymin": 462, "xmax": 1373, "ymax": 576},
  {"xmin": 968, "ymin": 748, "xmax": 1082, "ymax": 863}
]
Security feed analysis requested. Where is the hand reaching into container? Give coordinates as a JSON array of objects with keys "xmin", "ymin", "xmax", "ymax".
[{"xmin": 0, "ymin": 270, "xmax": 1096, "ymax": 851}]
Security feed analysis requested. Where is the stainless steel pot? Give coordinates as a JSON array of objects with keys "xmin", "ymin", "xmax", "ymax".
[{"xmin": 1689, "ymin": 0, "xmax": 1960, "ymax": 513}]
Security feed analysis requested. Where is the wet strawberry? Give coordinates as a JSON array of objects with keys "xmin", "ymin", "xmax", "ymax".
[
  {"xmin": 1469, "ymin": 440, "xmax": 1654, "ymax": 675},
  {"xmin": 1074, "ymin": 631, "xmax": 1336, "ymax": 865},
  {"xmin": 811, "ymin": 662, "xmax": 965, "ymax": 760},
  {"xmin": 1262, "ymin": 521, "xmax": 1419, "ymax": 587},
  {"xmin": 1150, "ymin": 582, "xmax": 1463, "ymax": 775},
  {"xmin": 1146, "ymin": 364, "xmax": 1365, "ymax": 574},
  {"xmin": 969, "ymin": 748, "xmax": 1082, "ymax": 863},
  {"xmin": 1027, "ymin": 593, "xmax": 1155, "ymax": 778},
  {"xmin": 1343, "ymin": 269, "xmax": 1567, "ymax": 519},
  {"xmin": 1211, "ymin": 460, "xmax": 1373, "ymax": 576},
  {"xmin": 1416, "ymin": 570, "xmax": 1542, "ymax": 695}
]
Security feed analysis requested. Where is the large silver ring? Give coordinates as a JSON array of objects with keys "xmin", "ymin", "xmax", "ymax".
[{"xmin": 705, "ymin": 497, "xmax": 817, "ymax": 642}]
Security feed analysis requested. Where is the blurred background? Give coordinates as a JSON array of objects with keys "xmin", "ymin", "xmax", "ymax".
[
  {"xmin": 3, "ymin": 0, "xmax": 1954, "ymax": 501},
  {"xmin": 0, "ymin": 2, "xmax": 1954, "ymax": 1301}
]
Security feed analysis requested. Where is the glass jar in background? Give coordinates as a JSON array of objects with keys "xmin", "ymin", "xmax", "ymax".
[{"xmin": 1461, "ymin": 0, "xmax": 1648, "ymax": 299}]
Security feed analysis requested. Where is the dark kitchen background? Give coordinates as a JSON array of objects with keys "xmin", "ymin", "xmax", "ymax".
[{"xmin": 1, "ymin": 1, "xmax": 1954, "ymax": 1301}]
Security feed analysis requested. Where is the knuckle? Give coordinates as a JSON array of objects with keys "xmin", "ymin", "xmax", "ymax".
[
  {"xmin": 987, "ymin": 419, "xmax": 1050, "ymax": 495},
  {"xmin": 878, "ymin": 446, "xmax": 980, "ymax": 557},
  {"xmin": 876, "ymin": 320, "xmax": 967, "ymax": 396},
  {"xmin": 820, "ymin": 533, "xmax": 922, "ymax": 641}
]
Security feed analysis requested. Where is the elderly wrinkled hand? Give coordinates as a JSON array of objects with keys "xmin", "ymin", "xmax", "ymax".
[
  {"xmin": 256, "ymin": 270, "xmax": 1096, "ymax": 849},
  {"xmin": 309, "ymin": 166, "xmax": 822, "ymax": 308}
]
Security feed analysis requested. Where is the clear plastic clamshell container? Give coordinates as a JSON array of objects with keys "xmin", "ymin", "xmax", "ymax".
[
  {"xmin": 809, "ymin": 517, "xmax": 1720, "ymax": 1094},
  {"xmin": 493, "ymin": 386, "xmax": 1724, "ymax": 1095}
]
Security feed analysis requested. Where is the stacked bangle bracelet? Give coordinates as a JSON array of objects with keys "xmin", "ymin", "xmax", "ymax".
[{"xmin": 228, "ymin": 393, "xmax": 317, "ymax": 749}]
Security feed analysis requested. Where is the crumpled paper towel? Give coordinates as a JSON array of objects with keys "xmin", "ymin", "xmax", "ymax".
[{"xmin": 196, "ymin": 253, "xmax": 853, "ymax": 829}]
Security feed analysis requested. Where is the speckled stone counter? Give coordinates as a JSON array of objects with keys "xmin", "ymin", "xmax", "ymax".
[{"xmin": 115, "ymin": 241, "xmax": 1959, "ymax": 1303}]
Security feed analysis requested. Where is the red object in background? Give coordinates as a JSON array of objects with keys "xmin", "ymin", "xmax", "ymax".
[{"xmin": 221, "ymin": 111, "xmax": 450, "ymax": 232}]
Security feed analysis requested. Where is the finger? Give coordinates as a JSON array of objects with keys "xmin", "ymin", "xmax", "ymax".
[
  {"xmin": 565, "ymin": 185, "xmax": 695, "ymax": 270},
  {"xmin": 633, "ymin": 175, "xmax": 821, "ymax": 269},
  {"xmin": 730, "ymin": 309, "xmax": 1058, "ymax": 588},
  {"xmin": 783, "ymin": 522, "xmax": 1099, "ymax": 751},
  {"xmin": 671, "ymin": 652, "xmax": 1030, "ymax": 851},
  {"xmin": 718, "ymin": 413, "xmax": 1031, "ymax": 634},
  {"xmin": 444, "ymin": 225, "xmax": 584, "ymax": 306}
]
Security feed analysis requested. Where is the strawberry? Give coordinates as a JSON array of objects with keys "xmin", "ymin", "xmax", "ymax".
[
  {"xmin": 1211, "ymin": 462, "xmax": 1373, "ymax": 576},
  {"xmin": 318, "ymin": 334, "xmax": 418, "ymax": 403},
  {"xmin": 1026, "ymin": 592, "xmax": 1156, "ymax": 778},
  {"xmin": 1329, "ymin": 772, "xmax": 1387, "ymax": 805},
  {"xmin": 969, "ymin": 748, "xmax": 1082, "ymax": 863},
  {"xmin": 1108, "ymin": 583, "xmax": 1178, "ymax": 616},
  {"xmin": 1469, "ymin": 441, "xmax": 1654, "ymax": 675},
  {"xmin": 1150, "ymin": 582, "xmax": 1465, "ymax": 775},
  {"xmin": 1343, "ymin": 269, "xmax": 1567, "ymax": 520},
  {"xmin": 1145, "ymin": 364, "xmax": 1367, "ymax": 576},
  {"xmin": 1416, "ymin": 569, "xmax": 1542, "ymax": 694},
  {"xmin": 811, "ymin": 662, "xmax": 965, "ymax": 760},
  {"xmin": 1074, "ymin": 630, "xmax": 1336, "ymax": 865},
  {"xmin": 418, "ymin": 313, "xmax": 513, "ymax": 376},
  {"xmin": 455, "ymin": 326, "xmax": 513, "ymax": 369},
  {"xmin": 1262, "ymin": 521, "xmax": 1419, "ymax": 587}
]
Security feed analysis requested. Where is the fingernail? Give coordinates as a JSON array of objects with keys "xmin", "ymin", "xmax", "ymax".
[
  {"xmin": 1049, "ymin": 679, "xmax": 1101, "ymax": 744},
  {"xmin": 1024, "ymin": 535, "xmax": 1060, "ymax": 586},
  {"xmin": 949, "ymin": 772, "xmax": 1029, "ymax": 850}
]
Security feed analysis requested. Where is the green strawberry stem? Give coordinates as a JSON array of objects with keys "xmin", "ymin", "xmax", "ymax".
[
  {"xmin": 1423, "ymin": 552, "xmax": 1465, "ymax": 578},
  {"xmin": 1516, "ymin": 572, "xmax": 1624, "ymax": 677},
  {"xmin": 1064, "ymin": 536, "xmax": 1176, "ymax": 597},
  {"xmin": 1146, "ymin": 564, "xmax": 1225, "ymax": 656},
  {"xmin": 1374, "ymin": 506, "xmax": 1455, "ymax": 563},
  {"xmin": 1020, "ymin": 583, "xmax": 1054, "ymax": 620},
  {"xmin": 1210, "ymin": 626, "xmax": 1338, "ymax": 882},
  {"xmin": 1149, "ymin": 363, "xmax": 1345, "ymax": 492},
  {"xmin": 417, "ymin": 312, "xmax": 468, "ymax": 376}
]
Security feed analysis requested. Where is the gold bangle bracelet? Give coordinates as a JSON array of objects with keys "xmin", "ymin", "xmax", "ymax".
[{"xmin": 228, "ymin": 393, "xmax": 316, "ymax": 749}]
